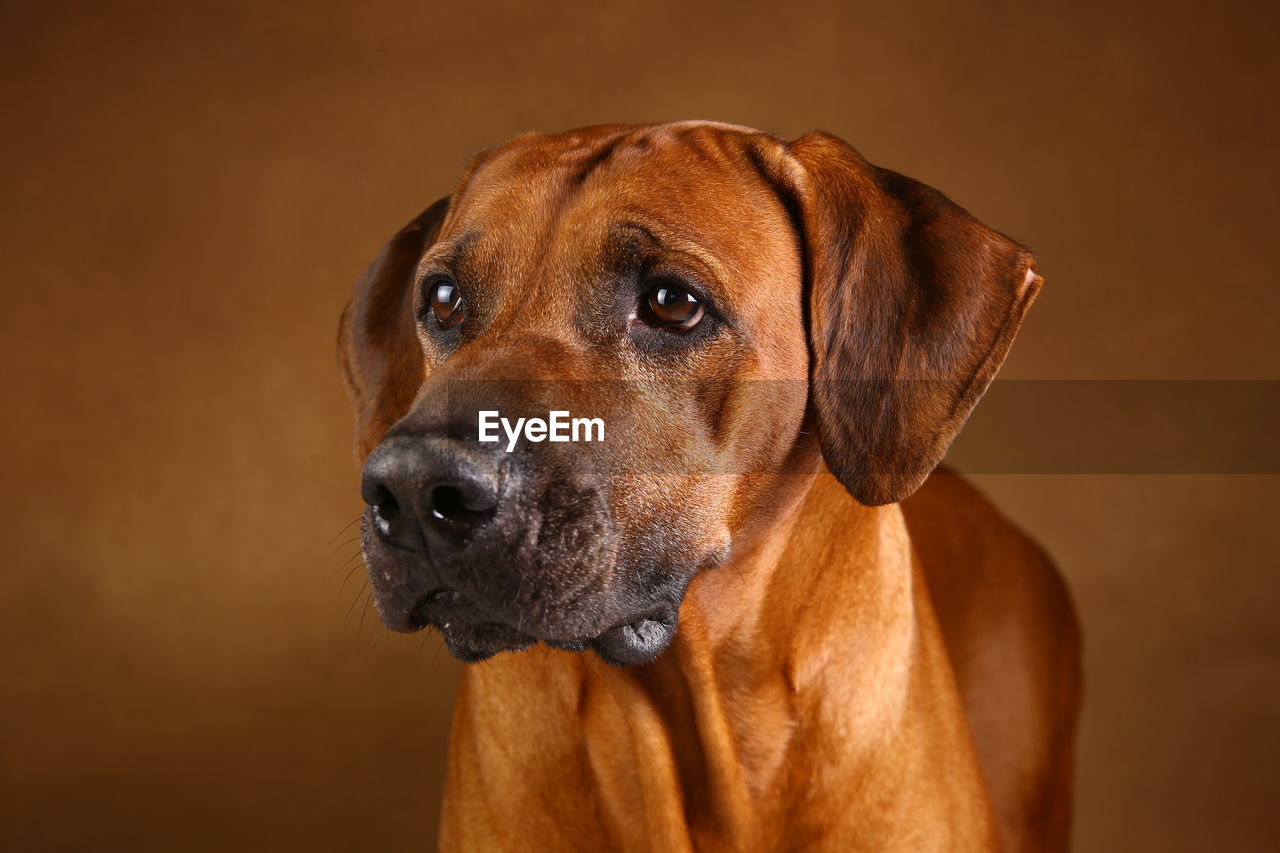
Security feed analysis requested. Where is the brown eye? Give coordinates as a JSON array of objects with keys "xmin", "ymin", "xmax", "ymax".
[
  {"xmin": 429, "ymin": 281, "xmax": 465, "ymax": 329},
  {"xmin": 644, "ymin": 282, "xmax": 704, "ymax": 330}
]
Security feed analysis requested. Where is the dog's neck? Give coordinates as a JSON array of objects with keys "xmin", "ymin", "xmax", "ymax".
[{"xmin": 567, "ymin": 469, "xmax": 924, "ymax": 847}]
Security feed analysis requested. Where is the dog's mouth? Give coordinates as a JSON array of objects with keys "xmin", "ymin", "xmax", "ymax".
[{"xmin": 396, "ymin": 588, "xmax": 680, "ymax": 666}]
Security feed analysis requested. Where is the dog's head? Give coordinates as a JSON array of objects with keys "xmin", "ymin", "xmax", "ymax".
[{"xmin": 340, "ymin": 122, "xmax": 1040, "ymax": 665}]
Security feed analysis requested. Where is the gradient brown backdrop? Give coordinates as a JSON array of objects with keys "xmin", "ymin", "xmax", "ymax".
[{"xmin": 3, "ymin": 1, "xmax": 1277, "ymax": 850}]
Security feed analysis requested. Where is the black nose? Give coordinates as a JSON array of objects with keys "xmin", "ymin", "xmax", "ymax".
[{"xmin": 360, "ymin": 435, "xmax": 502, "ymax": 552}]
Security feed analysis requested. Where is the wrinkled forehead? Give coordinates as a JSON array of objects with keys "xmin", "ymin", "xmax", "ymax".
[{"xmin": 436, "ymin": 124, "xmax": 799, "ymax": 294}]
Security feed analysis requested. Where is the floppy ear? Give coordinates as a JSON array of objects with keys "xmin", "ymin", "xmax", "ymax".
[
  {"xmin": 784, "ymin": 132, "xmax": 1042, "ymax": 506},
  {"xmin": 339, "ymin": 197, "xmax": 450, "ymax": 462}
]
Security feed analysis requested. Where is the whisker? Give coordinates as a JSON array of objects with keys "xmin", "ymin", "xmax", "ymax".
[
  {"xmin": 328, "ymin": 516, "xmax": 362, "ymax": 546},
  {"xmin": 358, "ymin": 587, "xmax": 372, "ymax": 637},
  {"xmin": 339, "ymin": 561, "xmax": 367, "ymax": 597},
  {"xmin": 345, "ymin": 580, "xmax": 370, "ymax": 626},
  {"xmin": 328, "ymin": 536, "xmax": 362, "ymax": 561},
  {"xmin": 333, "ymin": 548, "xmax": 365, "ymax": 574}
]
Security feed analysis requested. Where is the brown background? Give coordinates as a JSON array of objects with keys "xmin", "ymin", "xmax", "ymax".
[{"xmin": 2, "ymin": 0, "xmax": 1277, "ymax": 850}]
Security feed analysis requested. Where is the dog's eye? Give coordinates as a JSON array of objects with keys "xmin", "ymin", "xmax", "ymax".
[
  {"xmin": 429, "ymin": 281, "xmax": 466, "ymax": 329},
  {"xmin": 643, "ymin": 282, "xmax": 704, "ymax": 331}
]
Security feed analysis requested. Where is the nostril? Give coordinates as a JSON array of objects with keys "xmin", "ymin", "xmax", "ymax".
[
  {"xmin": 428, "ymin": 485, "xmax": 465, "ymax": 521},
  {"xmin": 368, "ymin": 484, "xmax": 401, "ymax": 536},
  {"xmin": 427, "ymin": 484, "xmax": 494, "ymax": 533}
]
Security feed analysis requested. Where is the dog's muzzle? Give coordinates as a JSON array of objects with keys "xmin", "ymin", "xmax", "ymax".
[{"xmin": 358, "ymin": 432, "xmax": 681, "ymax": 666}]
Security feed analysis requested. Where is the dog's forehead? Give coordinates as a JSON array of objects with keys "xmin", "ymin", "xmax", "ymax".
[{"xmin": 441, "ymin": 124, "xmax": 798, "ymax": 291}]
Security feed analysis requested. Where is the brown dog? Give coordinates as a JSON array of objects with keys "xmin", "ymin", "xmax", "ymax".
[{"xmin": 340, "ymin": 121, "xmax": 1082, "ymax": 851}]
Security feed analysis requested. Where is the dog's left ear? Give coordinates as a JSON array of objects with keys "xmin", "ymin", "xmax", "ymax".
[
  {"xmin": 339, "ymin": 197, "xmax": 450, "ymax": 462},
  {"xmin": 778, "ymin": 131, "xmax": 1042, "ymax": 505}
]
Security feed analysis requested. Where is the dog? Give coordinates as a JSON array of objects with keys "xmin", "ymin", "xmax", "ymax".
[{"xmin": 339, "ymin": 121, "xmax": 1082, "ymax": 851}]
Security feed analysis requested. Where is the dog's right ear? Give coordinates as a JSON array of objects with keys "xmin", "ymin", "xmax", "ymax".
[
  {"xmin": 751, "ymin": 131, "xmax": 1041, "ymax": 506},
  {"xmin": 339, "ymin": 197, "xmax": 450, "ymax": 462}
]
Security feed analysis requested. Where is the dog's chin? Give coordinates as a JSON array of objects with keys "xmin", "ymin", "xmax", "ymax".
[
  {"xmin": 376, "ymin": 589, "xmax": 682, "ymax": 666},
  {"xmin": 437, "ymin": 620, "xmax": 537, "ymax": 663}
]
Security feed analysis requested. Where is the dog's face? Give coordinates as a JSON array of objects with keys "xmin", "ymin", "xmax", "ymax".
[{"xmin": 341, "ymin": 122, "xmax": 1041, "ymax": 665}]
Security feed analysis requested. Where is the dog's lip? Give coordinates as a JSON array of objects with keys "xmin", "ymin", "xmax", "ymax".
[
  {"xmin": 530, "ymin": 603, "xmax": 679, "ymax": 649},
  {"xmin": 406, "ymin": 590, "xmax": 679, "ymax": 664},
  {"xmin": 588, "ymin": 606, "xmax": 679, "ymax": 666},
  {"xmin": 407, "ymin": 588, "xmax": 463, "ymax": 627}
]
